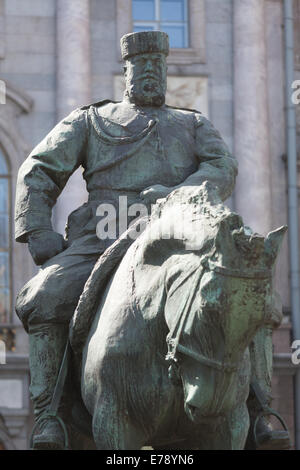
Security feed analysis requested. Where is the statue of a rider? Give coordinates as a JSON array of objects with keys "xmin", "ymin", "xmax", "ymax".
[{"xmin": 14, "ymin": 31, "xmax": 289, "ymax": 450}]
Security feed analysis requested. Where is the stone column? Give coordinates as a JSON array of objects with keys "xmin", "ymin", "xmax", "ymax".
[
  {"xmin": 233, "ymin": 0, "xmax": 272, "ymax": 235},
  {"xmin": 54, "ymin": 0, "xmax": 91, "ymax": 234}
]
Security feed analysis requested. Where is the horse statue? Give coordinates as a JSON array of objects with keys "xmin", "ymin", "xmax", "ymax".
[{"xmin": 68, "ymin": 182, "xmax": 286, "ymax": 450}]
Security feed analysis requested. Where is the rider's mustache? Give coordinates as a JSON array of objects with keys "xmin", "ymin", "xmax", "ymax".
[{"xmin": 136, "ymin": 73, "xmax": 161, "ymax": 81}]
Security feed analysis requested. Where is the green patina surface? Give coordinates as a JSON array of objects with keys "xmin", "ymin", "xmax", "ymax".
[{"xmin": 14, "ymin": 31, "xmax": 289, "ymax": 450}]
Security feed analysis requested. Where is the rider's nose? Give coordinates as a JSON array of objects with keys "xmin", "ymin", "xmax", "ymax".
[{"xmin": 144, "ymin": 60, "xmax": 152, "ymax": 72}]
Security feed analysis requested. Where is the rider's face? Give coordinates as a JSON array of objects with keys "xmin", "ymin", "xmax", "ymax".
[{"xmin": 124, "ymin": 52, "xmax": 167, "ymax": 107}]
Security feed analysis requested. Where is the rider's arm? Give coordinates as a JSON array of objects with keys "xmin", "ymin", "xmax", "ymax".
[
  {"xmin": 15, "ymin": 108, "xmax": 88, "ymax": 243},
  {"xmin": 176, "ymin": 114, "xmax": 238, "ymax": 201},
  {"xmin": 141, "ymin": 113, "xmax": 238, "ymax": 204}
]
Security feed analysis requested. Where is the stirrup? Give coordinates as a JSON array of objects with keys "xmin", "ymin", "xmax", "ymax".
[
  {"xmin": 253, "ymin": 409, "xmax": 290, "ymax": 450},
  {"xmin": 250, "ymin": 382, "xmax": 290, "ymax": 450},
  {"xmin": 29, "ymin": 410, "xmax": 69, "ymax": 450}
]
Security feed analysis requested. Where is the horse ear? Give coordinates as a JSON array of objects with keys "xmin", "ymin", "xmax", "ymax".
[{"xmin": 264, "ymin": 226, "xmax": 288, "ymax": 266}]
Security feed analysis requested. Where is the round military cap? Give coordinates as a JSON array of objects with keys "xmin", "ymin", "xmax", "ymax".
[{"xmin": 120, "ymin": 31, "xmax": 169, "ymax": 60}]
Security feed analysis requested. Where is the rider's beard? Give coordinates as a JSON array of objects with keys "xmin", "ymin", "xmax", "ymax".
[{"xmin": 125, "ymin": 78, "xmax": 166, "ymax": 107}]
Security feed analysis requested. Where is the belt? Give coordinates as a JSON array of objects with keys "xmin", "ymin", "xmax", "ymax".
[{"xmin": 88, "ymin": 188, "xmax": 141, "ymax": 203}]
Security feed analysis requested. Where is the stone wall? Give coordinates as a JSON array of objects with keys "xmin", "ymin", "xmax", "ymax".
[{"xmin": 0, "ymin": 0, "xmax": 56, "ymax": 449}]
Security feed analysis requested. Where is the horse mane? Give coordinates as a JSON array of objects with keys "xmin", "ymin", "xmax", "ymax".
[{"xmin": 138, "ymin": 182, "xmax": 244, "ymax": 259}]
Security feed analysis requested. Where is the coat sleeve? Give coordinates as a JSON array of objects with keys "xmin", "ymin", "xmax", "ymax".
[
  {"xmin": 15, "ymin": 108, "xmax": 88, "ymax": 242},
  {"xmin": 177, "ymin": 113, "xmax": 238, "ymax": 201}
]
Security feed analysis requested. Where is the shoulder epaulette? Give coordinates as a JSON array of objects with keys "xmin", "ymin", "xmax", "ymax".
[
  {"xmin": 80, "ymin": 99, "xmax": 121, "ymax": 111},
  {"xmin": 166, "ymin": 104, "xmax": 202, "ymax": 115}
]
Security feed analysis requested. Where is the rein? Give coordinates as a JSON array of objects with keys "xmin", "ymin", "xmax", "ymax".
[{"xmin": 165, "ymin": 261, "xmax": 272, "ymax": 378}]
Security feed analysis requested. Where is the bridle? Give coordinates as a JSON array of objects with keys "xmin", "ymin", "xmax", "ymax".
[{"xmin": 165, "ymin": 261, "xmax": 272, "ymax": 381}]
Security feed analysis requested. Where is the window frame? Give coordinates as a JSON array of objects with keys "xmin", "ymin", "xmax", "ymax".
[
  {"xmin": 0, "ymin": 0, "xmax": 4, "ymax": 59},
  {"xmin": 116, "ymin": 0, "xmax": 205, "ymax": 65},
  {"xmin": 132, "ymin": 0, "xmax": 189, "ymax": 49},
  {"xmin": 0, "ymin": 147, "xmax": 12, "ymax": 326}
]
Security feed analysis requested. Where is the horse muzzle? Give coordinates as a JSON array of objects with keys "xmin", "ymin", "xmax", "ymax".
[
  {"xmin": 184, "ymin": 402, "xmax": 223, "ymax": 425},
  {"xmin": 182, "ymin": 369, "xmax": 237, "ymax": 423}
]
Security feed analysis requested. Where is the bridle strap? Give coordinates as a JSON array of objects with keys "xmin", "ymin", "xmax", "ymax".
[
  {"xmin": 165, "ymin": 261, "xmax": 269, "ymax": 375},
  {"xmin": 167, "ymin": 266, "xmax": 200, "ymax": 341},
  {"xmin": 166, "ymin": 266, "xmax": 202, "ymax": 361},
  {"xmin": 176, "ymin": 343, "xmax": 238, "ymax": 373},
  {"xmin": 209, "ymin": 262, "xmax": 271, "ymax": 280},
  {"xmin": 166, "ymin": 338, "xmax": 238, "ymax": 374}
]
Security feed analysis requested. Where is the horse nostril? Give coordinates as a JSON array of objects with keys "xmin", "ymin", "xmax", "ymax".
[
  {"xmin": 185, "ymin": 403, "xmax": 202, "ymax": 423},
  {"xmin": 188, "ymin": 404, "xmax": 197, "ymax": 416}
]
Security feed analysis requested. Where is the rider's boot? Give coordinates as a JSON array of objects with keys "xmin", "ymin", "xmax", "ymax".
[
  {"xmin": 254, "ymin": 416, "xmax": 291, "ymax": 450},
  {"xmin": 246, "ymin": 327, "xmax": 291, "ymax": 450},
  {"xmin": 28, "ymin": 323, "xmax": 69, "ymax": 450},
  {"xmin": 246, "ymin": 382, "xmax": 291, "ymax": 450}
]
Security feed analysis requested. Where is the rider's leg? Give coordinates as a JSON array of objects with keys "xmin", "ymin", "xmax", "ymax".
[
  {"xmin": 246, "ymin": 327, "xmax": 290, "ymax": 450},
  {"xmin": 16, "ymin": 247, "xmax": 99, "ymax": 449},
  {"xmin": 28, "ymin": 322, "xmax": 69, "ymax": 449}
]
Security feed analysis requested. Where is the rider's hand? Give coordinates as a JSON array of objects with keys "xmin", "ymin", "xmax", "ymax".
[
  {"xmin": 27, "ymin": 230, "xmax": 66, "ymax": 266},
  {"xmin": 140, "ymin": 184, "xmax": 170, "ymax": 205}
]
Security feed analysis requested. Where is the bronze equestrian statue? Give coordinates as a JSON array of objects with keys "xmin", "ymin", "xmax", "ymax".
[{"xmin": 14, "ymin": 31, "xmax": 290, "ymax": 450}]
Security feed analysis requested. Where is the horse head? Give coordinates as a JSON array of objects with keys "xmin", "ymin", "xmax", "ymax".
[{"xmin": 159, "ymin": 184, "xmax": 287, "ymax": 424}]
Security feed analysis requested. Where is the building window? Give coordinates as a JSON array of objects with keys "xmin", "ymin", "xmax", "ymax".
[
  {"xmin": 0, "ymin": 149, "xmax": 11, "ymax": 324},
  {"xmin": 132, "ymin": 0, "xmax": 189, "ymax": 48}
]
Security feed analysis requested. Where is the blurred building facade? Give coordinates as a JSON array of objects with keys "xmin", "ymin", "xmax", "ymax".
[{"xmin": 0, "ymin": 0, "xmax": 299, "ymax": 449}]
